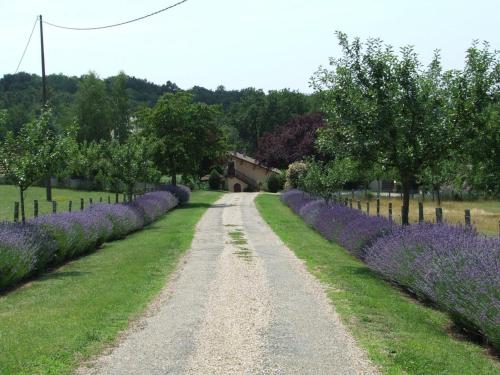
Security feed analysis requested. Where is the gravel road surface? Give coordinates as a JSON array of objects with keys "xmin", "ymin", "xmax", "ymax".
[{"xmin": 77, "ymin": 193, "xmax": 377, "ymax": 375}]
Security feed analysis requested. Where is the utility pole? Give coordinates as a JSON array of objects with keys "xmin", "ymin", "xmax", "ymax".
[{"xmin": 39, "ymin": 15, "xmax": 52, "ymax": 201}]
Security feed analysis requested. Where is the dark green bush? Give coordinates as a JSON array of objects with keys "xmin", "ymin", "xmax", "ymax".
[
  {"xmin": 267, "ymin": 174, "xmax": 283, "ymax": 193},
  {"xmin": 208, "ymin": 170, "xmax": 222, "ymax": 190}
]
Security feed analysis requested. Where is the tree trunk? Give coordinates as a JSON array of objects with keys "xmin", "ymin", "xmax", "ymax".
[
  {"xmin": 171, "ymin": 173, "xmax": 177, "ymax": 186},
  {"xmin": 46, "ymin": 174, "xmax": 52, "ymax": 201},
  {"xmin": 401, "ymin": 178, "xmax": 411, "ymax": 225},
  {"xmin": 127, "ymin": 184, "xmax": 134, "ymax": 202},
  {"xmin": 20, "ymin": 187, "xmax": 26, "ymax": 224},
  {"xmin": 436, "ymin": 187, "xmax": 441, "ymax": 207}
]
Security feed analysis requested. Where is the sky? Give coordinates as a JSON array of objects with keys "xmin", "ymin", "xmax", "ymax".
[{"xmin": 1, "ymin": 0, "xmax": 499, "ymax": 93}]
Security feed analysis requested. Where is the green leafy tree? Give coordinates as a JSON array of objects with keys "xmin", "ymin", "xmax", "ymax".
[
  {"xmin": 447, "ymin": 42, "xmax": 500, "ymax": 196},
  {"xmin": 0, "ymin": 110, "xmax": 75, "ymax": 222},
  {"xmin": 312, "ymin": 32, "xmax": 449, "ymax": 224},
  {"xmin": 106, "ymin": 135, "xmax": 160, "ymax": 200},
  {"xmin": 74, "ymin": 72, "xmax": 113, "ymax": 142},
  {"xmin": 145, "ymin": 92, "xmax": 227, "ymax": 185},
  {"xmin": 110, "ymin": 72, "xmax": 131, "ymax": 141}
]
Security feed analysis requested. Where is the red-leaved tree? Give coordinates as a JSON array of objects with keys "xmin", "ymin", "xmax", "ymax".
[{"xmin": 255, "ymin": 113, "xmax": 324, "ymax": 169}]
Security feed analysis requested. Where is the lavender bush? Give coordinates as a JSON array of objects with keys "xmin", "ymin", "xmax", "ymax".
[
  {"xmin": 0, "ymin": 222, "xmax": 56, "ymax": 288},
  {"xmin": 129, "ymin": 191, "xmax": 178, "ymax": 224},
  {"xmin": 0, "ymin": 191, "xmax": 179, "ymax": 291},
  {"xmin": 282, "ymin": 189, "xmax": 393, "ymax": 258},
  {"xmin": 160, "ymin": 184, "xmax": 191, "ymax": 205},
  {"xmin": 366, "ymin": 223, "xmax": 500, "ymax": 349},
  {"xmin": 282, "ymin": 188, "xmax": 500, "ymax": 349}
]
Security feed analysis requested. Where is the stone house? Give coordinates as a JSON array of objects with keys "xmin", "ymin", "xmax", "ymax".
[{"xmin": 225, "ymin": 152, "xmax": 280, "ymax": 192}]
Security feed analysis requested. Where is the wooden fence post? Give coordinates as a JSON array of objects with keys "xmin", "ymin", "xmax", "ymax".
[
  {"xmin": 401, "ymin": 206, "xmax": 404, "ymax": 224},
  {"xmin": 100, "ymin": 197, "xmax": 103, "ymax": 203},
  {"xmin": 89, "ymin": 197, "xmax": 93, "ymax": 205},
  {"xmin": 344, "ymin": 198, "xmax": 348, "ymax": 206},
  {"xmin": 14, "ymin": 202, "xmax": 19, "ymax": 222},
  {"xmin": 349, "ymin": 199, "xmax": 352, "ymax": 209},
  {"xmin": 464, "ymin": 209, "xmax": 471, "ymax": 226},
  {"xmin": 366, "ymin": 202, "xmax": 370, "ymax": 215},
  {"xmin": 108, "ymin": 196, "xmax": 111, "ymax": 204},
  {"xmin": 123, "ymin": 193, "xmax": 126, "ymax": 203},
  {"xmin": 34, "ymin": 200, "xmax": 39, "ymax": 217},
  {"xmin": 418, "ymin": 202, "xmax": 424, "ymax": 223},
  {"xmin": 389, "ymin": 202, "xmax": 393, "ymax": 222},
  {"xmin": 80, "ymin": 198, "xmax": 84, "ymax": 211},
  {"xmin": 52, "ymin": 201, "xmax": 57, "ymax": 213},
  {"xmin": 435, "ymin": 207, "xmax": 443, "ymax": 223},
  {"xmin": 357, "ymin": 200, "xmax": 361, "ymax": 210},
  {"xmin": 376, "ymin": 198, "xmax": 380, "ymax": 216},
  {"xmin": 69, "ymin": 200, "xmax": 72, "ymax": 212}
]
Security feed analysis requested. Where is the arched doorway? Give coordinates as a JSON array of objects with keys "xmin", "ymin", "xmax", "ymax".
[{"xmin": 234, "ymin": 183, "xmax": 242, "ymax": 192}]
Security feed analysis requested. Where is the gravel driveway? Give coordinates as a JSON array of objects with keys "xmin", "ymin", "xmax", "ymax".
[{"xmin": 77, "ymin": 193, "xmax": 378, "ymax": 375}]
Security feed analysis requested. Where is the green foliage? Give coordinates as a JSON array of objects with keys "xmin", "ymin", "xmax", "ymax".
[
  {"xmin": 266, "ymin": 173, "xmax": 283, "ymax": 193},
  {"xmin": 208, "ymin": 169, "xmax": 222, "ymax": 190},
  {"xmin": 106, "ymin": 135, "xmax": 160, "ymax": 197},
  {"xmin": 312, "ymin": 32, "xmax": 450, "ymax": 223},
  {"xmin": 285, "ymin": 161, "xmax": 308, "ymax": 190},
  {"xmin": 145, "ymin": 92, "xmax": 227, "ymax": 183},
  {"xmin": 75, "ymin": 72, "xmax": 113, "ymax": 142},
  {"xmin": 0, "ymin": 110, "xmax": 76, "ymax": 221},
  {"xmin": 110, "ymin": 72, "xmax": 131, "ymax": 141}
]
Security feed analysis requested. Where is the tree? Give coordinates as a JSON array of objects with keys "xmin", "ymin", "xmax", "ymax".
[
  {"xmin": 74, "ymin": 72, "xmax": 113, "ymax": 142},
  {"xmin": 255, "ymin": 113, "xmax": 324, "ymax": 169},
  {"xmin": 312, "ymin": 32, "xmax": 449, "ymax": 224},
  {"xmin": 0, "ymin": 110, "xmax": 75, "ymax": 222},
  {"xmin": 145, "ymin": 92, "xmax": 227, "ymax": 184},
  {"xmin": 110, "ymin": 72, "xmax": 131, "ymax": 141},
  {"xmin": 447, "ymin": 43, "xmax": 500, "ymax": 196},
  {"xmin": 106, "ymin": 135, "xmax": 159, "ymax": 200}
]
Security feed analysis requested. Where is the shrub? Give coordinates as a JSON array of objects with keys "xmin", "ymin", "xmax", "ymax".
[
  {"xmin": 267, "ymin": 173, "xmax": 283, "ymax": 193},
  {"xmin": 281, "ymin": 189, "xmax": 393, "ymax": 258},
  {"xmin": 0, "ymin": 191, "xmax": 179, "ymax": 291},
  {"xmin": 159, "ymin": 184, "xmax": 191, "ymax": 205},
  {"xmin": 0, "ymin": 222, "xmax": 56, "ymax": 289},
  {"xmin": 285, "ymin": 161, "xmax": 307, "ymax": 190},
  {"xmin": 365, "ymin": 223, "xmax": 500, "ymax": 349},
  {"xmin": 282, "ymin": 188, "xmax": 500, "ymax": 350},
  {"xmin": 208, "ymin": 170, "xmax": 222, "ymax": 190}
]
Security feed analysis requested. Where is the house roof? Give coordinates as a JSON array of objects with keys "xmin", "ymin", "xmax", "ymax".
[{"xmin": 230, "ymin": 152, "xmax": 280, "ymax": 174}]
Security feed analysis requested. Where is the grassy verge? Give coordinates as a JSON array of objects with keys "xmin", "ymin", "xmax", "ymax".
[
  {"xmin": 0, "ymin": 191, "xmax": 222, "ymax": 375},
  {"xmin": 256, "ymin": 193, "xmax": 499, "ymax": 375},
  {"xmin": 0, "ymin": 185, "xmax": 112, "ymax": 221}
]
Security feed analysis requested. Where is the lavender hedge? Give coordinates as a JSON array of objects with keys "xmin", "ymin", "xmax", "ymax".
[
  {"xmin": 281, "ymin": 189, "xmax": 500, "ymax": 349},
  {"xmin": 160, "ymin": 184, "xmax": 191, "ymax": 205},
  {"xmin": 282, "ymin": 189, "xmax": 393, "ymax": 258},
  {"xmin": 0, "ymin": 191, "xmax": 178, "ymax": 291}
]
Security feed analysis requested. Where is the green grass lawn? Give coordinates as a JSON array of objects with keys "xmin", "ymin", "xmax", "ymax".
[
  {"xmin": 256, "ymin": 193, "xmax": 500, "ymax": 375},
  {"xmin": 0, "ymin": 190, "xmax": 221, "ymax": 375},
  {"xmin": 0, "ymin": 185, "xmax": 115, "ymax": 221}
]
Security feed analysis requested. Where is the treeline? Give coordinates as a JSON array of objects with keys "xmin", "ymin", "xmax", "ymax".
[{"xmin": 0, "ymin": 71, "xmax": 318, "ymax": 152}]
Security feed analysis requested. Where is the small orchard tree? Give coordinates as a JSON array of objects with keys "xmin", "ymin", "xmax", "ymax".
[
  {"xmin": 0, "ymin": 110, "xmax": 75, "ymax": 222},
  {"xmin": 312, "ymin": 32, "xmax": 450, "ymax": 224},
  {"xmin": 106, "ymin": 135, "xmax": 160, "ymax": 200}
]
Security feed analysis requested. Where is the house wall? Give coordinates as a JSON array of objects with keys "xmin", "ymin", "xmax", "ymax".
[
  {"xmin": 226, "ymin": 177, "xmax": 248, "ymax": 192},
  {"xmin": 232, "ymin": 157, "xmax": 276, "ymax": 187}
]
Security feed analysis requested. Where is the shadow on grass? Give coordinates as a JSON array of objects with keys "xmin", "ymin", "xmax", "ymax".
[{"xmin": 40, "ymin": 270, "xmax": 90, "ymax": 280}]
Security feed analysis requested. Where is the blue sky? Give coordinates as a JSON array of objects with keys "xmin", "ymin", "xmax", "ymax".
[{"xmin": 1, "ymin": 0, "xmax": 498, "ymax": 92}]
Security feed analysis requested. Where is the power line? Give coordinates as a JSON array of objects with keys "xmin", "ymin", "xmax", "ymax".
[
  {"xmin": 43, "ymin": 0, "xmax": 188, "ymax": 31},
  {"xmin": 15, "ymin": 16, "xmax": 39, "ymax": 73}
]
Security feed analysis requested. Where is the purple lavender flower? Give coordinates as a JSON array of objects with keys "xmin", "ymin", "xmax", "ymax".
[{"xmin": 0, "ymin": 222, "xmax": 56, "ymax": 289}]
